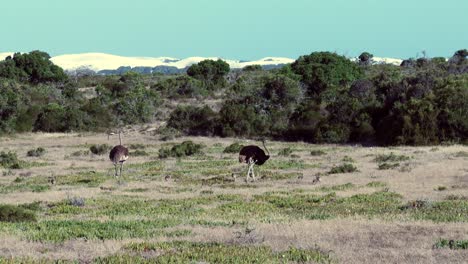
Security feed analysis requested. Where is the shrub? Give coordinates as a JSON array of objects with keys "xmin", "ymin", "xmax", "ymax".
[
  {"xmin": 68, "ymin": 197, "xmax": 85, "ymax": 207},
  {"xmin": 26, "ymin": 147, "xmax": 46, "ymax": 157},
  {"xmin": 223, "ymin": 143, "xmax": 244, "ymax": 153},
  {"xmin": 434, "ymin": 239, "xmax": 468, "ymax": 250},
  {"xmin": 0, "ymin": 204, "xmax": 36, "ymax": 222},
  {"xmin": 310, "ymin": 150, "xmax": 326, "ymax": 156},
  {"xmin": 329, "ymin": 163, "xmax": 358, "ymax": 174},
  {"xmin": 378, "ymin": 163, "xmax": 399, "ymax": 170},
  {"xmin": 291, "ymin": 51, "xmax": 363, "ymax": 95},
  {"xmin": 159, "ymin": 141, "xmax": 204, "ymax": 158},
  {"xmin": 167, "ymin": 105, "xmax": 218, "ymax": 136},
  {"xmin": 374, "ymin": 153, "xmax": 410, "ymax": 163},
  {"xmin": 89, "ymin": 144, "xmax": 110, "ymax": 155},
  {"xmin": 0, "ymin": 151, "xmax": 22, "ymax": 169}
]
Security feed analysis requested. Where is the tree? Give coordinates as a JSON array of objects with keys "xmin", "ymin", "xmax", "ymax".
[
  {"xmin": 291, "ymin": 52, "xmax": 363, "ymax": 95},
  {"xmin": 0, "ymin": 51, "xmax": 67, "ymax": 83},
  {"xmin": 358, "ymin": 52, "xmax": 374, "ymax": 66},
  {"xmin": 242, "ymin": 65, "xmax": 262, "ymax": 72},
  {"xmin": 167, "ymin": 105, "xmax": 218, "ymax": 136},
  {"xmin": 187, "ymin": 59, "xmax": 230, "ymax": 89}
]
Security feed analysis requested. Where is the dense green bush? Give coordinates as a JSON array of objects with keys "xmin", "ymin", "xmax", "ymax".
[
  {"xmin": 159, "ymin": 141, "xmax": 204, "ymax": 158},
  {"xmin": 0, "ymin": 49, "xmax": 466, "ymax": 147},
  {"xmin": 291, "ymin": 52, "xmax": 363, "ymax": 95},
  {"xmin": 167, "ymin": 105, "xmax": 218, "ymax": 136},
  {"xmin": 187, "ymin": 59, "xmax": 230, "ymax": 89},
  {"xmin": 152, "ymin": 75, "xmax": 207, "ymax": 99},
  {"xmin": 0, "ymin": 51, "xmax": 67, "ymax": 83}
]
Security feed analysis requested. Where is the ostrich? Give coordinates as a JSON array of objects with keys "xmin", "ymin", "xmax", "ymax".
[
  {"xmin": 238, "ymin": 139, "xmax": 270, "ymax": 182},
  {"xmin": 109, "ymin": 131, "xmax": 129, "ymax": 184}
]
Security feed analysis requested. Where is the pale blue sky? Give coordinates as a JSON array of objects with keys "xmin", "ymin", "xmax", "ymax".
[{"xmin": 2, "ymin": 0, "xmax": 467, "ymax": 60}]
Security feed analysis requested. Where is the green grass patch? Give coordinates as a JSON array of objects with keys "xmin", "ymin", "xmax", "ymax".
[
  {"xmin": 366, "ymin": 181, "xmax": 388, "ymax": 188},
  {"xmin": 7, "ymin": 219, "xmax": 179, "ymax": 242},
  {"xmin": 263, "ymin": 159, "xmax": 316, "ymax": 170},
  {"xmin": 434, "ymin": 239, "xmax": 468, "ymax": 250},
  {"xmin": 130, "ymin": 150, "xmax": 150, "ymax": 156},
  {"xmin": 310, "ymin": 149, "xmax": 326, "ymax": 156},
  {"xmin": 378, "ymin": 162, "xmax": 400, "ymax": 170},
  {"xmin": 342, "ymin": 155, "xmax": 355, "ymax": 162},
  {"xmin": 278, "ymin": 147, "xmax": 294, "ymax": 156},
  {"xmin": 454, "ymin": 151, "xmax": 468, "ymax": 158},
  {"xmin": 97, "ymin": 241, "xmax": 334, "ymax": 264},
  {"xmin": 0, "ymin": 204, "xmax": 37, "ymax": 222},
  {"xmin": 374, "ymin": 153, "xmax": 410, "ymax": 163},
  {"xmin": 405, "ymin": 200, "xmax": 468, "ymax": 222},
  {"xmin": 319, "ymin": 183, "xmax": 355, "ymax": 192}
]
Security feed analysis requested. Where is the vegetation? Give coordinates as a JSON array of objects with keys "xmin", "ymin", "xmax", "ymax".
[
  {"xmin": 223, "ymin": 142, "xmax": 244, "ymax": 153},
  {"xmin": 89, "ymin": 144, "xmax": 110, "ymax": 155},
  {"xmin": 0, "ymin": 151, "xmax": 22, "ymax": 169},
  {"xmin": 158, "ymin": 141, "xmax": 204, "ymax": 158},
  {"xmin": 0, "ymin": 49, "xmax": 466, "ymax": 146},
  {"xmin": 329, "ymin": 163, "xmax": 358, "ymax": 174},
  {"xmin": 434, "ymin": 239, "xmax": 468, "ymax": 250},
  {"xmin": 26, "ymin": 147, "xmax": 46, "ymax": 157},
  {"xmin": 0, "ymin": 204, "xmax": 36, "ymax": 222}
]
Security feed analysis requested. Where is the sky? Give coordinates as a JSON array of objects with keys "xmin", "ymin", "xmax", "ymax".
[{"xmin": 1, "ymin": 0, "xmax": 467, "ymax": 60}]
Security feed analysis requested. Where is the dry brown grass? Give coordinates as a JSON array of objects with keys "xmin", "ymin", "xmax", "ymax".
[{"xmin": 0, "ymin": 132, "xmax": 467, "ymax": 263}]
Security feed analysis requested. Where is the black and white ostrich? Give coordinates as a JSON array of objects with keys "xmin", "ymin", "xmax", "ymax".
[
  {"xmin": 238, "ymin": 140, "xmax": 270, "ymax": 182},
  {"xmin": 109, "ymin": 131, "xmax": 129, "ymax": 183}
]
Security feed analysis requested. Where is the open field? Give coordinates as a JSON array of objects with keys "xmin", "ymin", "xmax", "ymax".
[{"xmin": 0, "ymin": 132, "xmax": 467, "ymax": 263}]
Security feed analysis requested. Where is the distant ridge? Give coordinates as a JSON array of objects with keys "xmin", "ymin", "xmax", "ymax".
[
  {"xmin": 0, "ymin": 52, "xmax": 404, "ymax": 75},
  {"xmin": 49, "ymin": 53, "xmax": 295, "ymax": 72}
]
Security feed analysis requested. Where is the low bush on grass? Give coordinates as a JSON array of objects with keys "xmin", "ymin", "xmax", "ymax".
[
  {"xmin": 26, "ymin": 147, "xmax": 46, "ymax": 157},
  {"xmin": 159, "ymin": 141, "xmax": 203, "ymax": 158},
  {"xmin": 310, "ymin": 149, "xmax": 326, "ymax": 156},
  {"xmin": 89, "ymin": 144, "xmax": 111, "ymax": 155},
  {"xmin": 0, "ymin": 151, "xmax": 23, "ymax": 169},
  {"xmin": 378, "ymin": 162, "xmax": 400, "ymax": 170},
  {"xmin": 374, "ymin": 153, "xmax": 410, "ymax": 163},
  {"xmin": 223, "ymin": 142, "xmax": 244, "ymax": 153},
  {"xmin": 328, "ymin": 163, "xmax": 358, "ymax": 174},
  {"xmin": 0, "ymin": 204, "xmax": 36, "ymax": 222},
  {"xmin": 434, "ymin": 239, "xmax": 468, "ymax": 250}
]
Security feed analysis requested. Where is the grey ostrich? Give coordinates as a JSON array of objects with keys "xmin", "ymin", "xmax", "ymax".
[
  {"xmin": 238, "ymin": 139, "xmax": 270, "ymax": 182},
  {"xmin": 109, "ymin": 131, "xmax": 129, "ymax": 183}
]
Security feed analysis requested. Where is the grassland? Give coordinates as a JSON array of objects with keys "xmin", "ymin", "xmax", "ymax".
[{"xmin": 0, "ymin": 132, "xmax": 467, "ymax": 263}]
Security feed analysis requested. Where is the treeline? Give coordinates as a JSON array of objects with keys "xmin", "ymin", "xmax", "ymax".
[{"xmin": 0, "ymin": 49, "xmax": 466, "ymax": 145}]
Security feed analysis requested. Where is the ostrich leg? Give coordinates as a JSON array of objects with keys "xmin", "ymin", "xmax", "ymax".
[
  {"xmin": 246, "ymin": 158, "xmax": 255, "ymax": 182},
  {"xmin": 119, "ymin": 162, "xmax": 124, "ymax": 184},
  {"xmin": 251, "ymin": 161, "xmax": 256, "ymax": 181}
]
